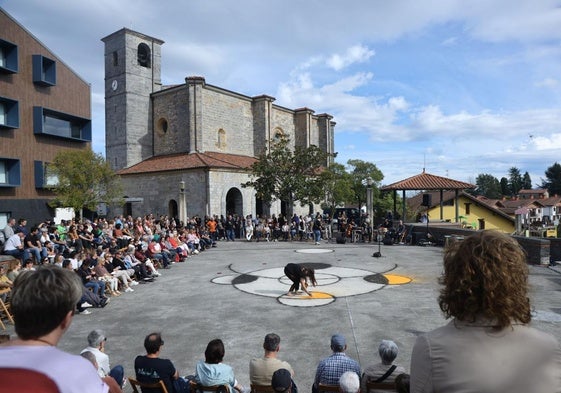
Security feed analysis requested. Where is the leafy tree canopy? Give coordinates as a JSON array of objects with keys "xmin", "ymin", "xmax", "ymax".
[
  {"xmin": 347, "ymin": 159, "xmax": 384, "ymax": 209},
  {"xmin": 508, "ymin": 167, "xmax": 523, "ymax": 195},
  {"xmin": 48, "ymin": 149, "xmax": 123, "ymax": 219},
  {"xmin": 522, "ymin": 171, "xmax": 532, "ymax": 190},
  {"xmin": 242, "ymin": 138, "xmax": 328, "ymax": 214},
  {"xmin": 542, "ymin": 162, "xmax": 561, "ymax": 196},
  {"xmin": 474, "ymin": 173, "xmax": 502, "ymax": 199},
  {"xmin": 320, "ymin": 162, "xmax": 355, "ymax": 217}
]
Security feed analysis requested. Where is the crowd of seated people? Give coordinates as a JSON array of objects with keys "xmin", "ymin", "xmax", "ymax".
[
  {"xmin": 3, "ymin": 230, "xmax": 560, "ymax": 392},
  {"xmin": 0, "ymin": 213, "xmax": 227, "ymax": 317}
]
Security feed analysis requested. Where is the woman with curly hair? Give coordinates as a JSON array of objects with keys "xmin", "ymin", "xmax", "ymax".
[{"xmin": 410, "ymin": 230, "xmax": 560, "ymax": 393}]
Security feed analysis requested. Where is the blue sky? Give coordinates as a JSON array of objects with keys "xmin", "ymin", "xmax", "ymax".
[{"xmin": 2, "ymin": 0, "xmax": 561, "ymax": 186}]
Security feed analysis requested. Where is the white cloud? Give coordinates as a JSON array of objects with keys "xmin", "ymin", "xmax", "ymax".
[
  {"xmin": 326, "ymin": 45, "xmax": 375, "ymax": 71},
  {"xmin": 535, "ymin": 78, "xmax": 559, "ymax": 89}
]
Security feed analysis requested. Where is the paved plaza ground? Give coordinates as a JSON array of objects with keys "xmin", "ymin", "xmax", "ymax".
[{"xmin": 3, "ymin": 238, "xmax": 561, "ymax": 392}]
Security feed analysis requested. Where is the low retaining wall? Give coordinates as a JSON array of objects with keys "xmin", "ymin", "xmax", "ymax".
[{"xmin": 407, "ymin": 224, "xmax": 554, "ymax": 265}]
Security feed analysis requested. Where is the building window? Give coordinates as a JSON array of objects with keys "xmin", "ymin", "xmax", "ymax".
[
  {"xmin": 33, "ymin": 106, "xmax": 91, "ymax": 142},
  {"xmin": 112, "ymin": 51, "xmax": 118, "ymax": 66},
  {"xmin": 0, "ymin": 39, "xmax": 18, "ymax": 74},
  {"xmin": 465, "ymin": 203, "xmax": 471, "ymax": 215},
  {"xmin": 273, "ymin": 127, "xmax": 284, "ymax": 141},
  {"xmin": 217, "ymin": 129, "xmax": 226, "ymax": 149},
  {"xmin": 0, "ymin": 96, "xmax": 19, "ymax": 129},
  {"xmin": 32, "ymin": 54, "xmax": 56, "ymax": 86},
  {"xmin": 34, "ymin": 161, "xmax": 59, "ymax": 188},
  {"xmin": 156, "ymin": 118, "xmax": 168, "ymax": 134},
  {"xmin": 137, "ymin": 43, "xmax": 151, "ymax": 68},
  {"xmin": 0, "ymin": 158, "xmax": 21, "ymax": 187},
  {"xmin": 0, "ymin": 213, "xmax": 9, "ymax": 231}
]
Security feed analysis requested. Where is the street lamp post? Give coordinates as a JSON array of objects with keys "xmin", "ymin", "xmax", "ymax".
[
  {"xmin": 366, "ymin": 176, "xmax": 373, "ymax": 242},
  {"xmin": 179, "ymin": 181, "xmax": 186, "ymax": 224}
]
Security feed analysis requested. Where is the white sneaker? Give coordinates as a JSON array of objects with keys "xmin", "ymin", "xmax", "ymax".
[
  {"xmin": 130, "ymin": 281, "xmax": 139, "ymax": 286},
  {"xmin": 80, "ymin": 309, "xmax": 91, "ymax": 315},
  {"xmin": 125, "ymin": 287, "xmax": 134, "ymax": 293},
  {"xmin": 81, "ymin": 302, "xmax": 93, "ymax": 308}
]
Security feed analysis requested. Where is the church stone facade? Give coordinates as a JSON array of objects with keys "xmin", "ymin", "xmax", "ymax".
[{"xmin": 102, "ymin": 28, "xmax": 335, "ymax": 220}]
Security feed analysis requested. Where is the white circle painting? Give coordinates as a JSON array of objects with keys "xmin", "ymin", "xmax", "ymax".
[{"xmin": 211, "ymin": 254, "xmax": 412, "ymax": 307}]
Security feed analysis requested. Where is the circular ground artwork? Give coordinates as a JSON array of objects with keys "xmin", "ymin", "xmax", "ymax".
[
  {"xmin": 295, "ymin": 249, "xmax": 335, "ymax": 254},
  {"xmin": 211, "ymin": 264, "xmax": 412, "ymax": 307}
]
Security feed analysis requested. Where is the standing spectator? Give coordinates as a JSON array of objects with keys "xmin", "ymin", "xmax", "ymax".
[
  {"xmin": 312, "ymin": 214, "xmax": 323, "ymax": 245},
  {"xmin": 0, "ymin": 266, "xmax": 108, "ymax": 392},
  {"xmin": 134, "ymin": 332, "xmax": 190, "ymax": 393},
  {"xmin": 313, "ymin": 334, "xmax": 361, "ymax": 392},
  {"xmin": 410, "ymin": 230, "xmax": 561, "ymax": 393},
  {"xmin": 225, "ymin": 215, "xmax": 235, "ymax": 241},
  {"xmin": 16, "ymin": 218, "xmax": 28, "ymax": 236},
  {"xmin": 2, "ymin": 217, "xmax": 16, "ymax": 241},
  {"xmin": 207, "ymin": 217, "xmax": 218, "ymax": 243}
]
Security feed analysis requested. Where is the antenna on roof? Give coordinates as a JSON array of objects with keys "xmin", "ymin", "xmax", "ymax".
[{"xmin": 423, "ymin": 153, "xmax": 426, "ymax": 173}]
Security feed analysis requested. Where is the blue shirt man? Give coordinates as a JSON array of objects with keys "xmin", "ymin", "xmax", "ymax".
[{"xmin": 314, "ymin": 334, "xmax": 361, "ymax": 389}]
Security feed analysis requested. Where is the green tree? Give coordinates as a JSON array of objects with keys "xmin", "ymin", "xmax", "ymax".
[
  {"xmin": 522, "ymin": 171, "xmax": 532, "ymax": 190},
  {"xmin": 48, "ymin": 149, "xmax": 123, "ymax": 219},
  {"xmin": 347, "ymin": 159, "xmax": 384, "ymax": 211},
  {"xmin": 242, "ymin": 138, "xmax": 328, "ymax": 215},
  {"xmin": 320, "ymin": 162, "xmax": 355, "ymax": 218},
  {"xmin": 508, "ymin": 167, "xmax": 523, "ymax": 195},
  {"xmin": 542, "ymin": 162, "xmax": 561, "ymax": 196},
  {"xmin": 500, "ymin": 177, "xmax": 510, "ymax": 196},
  {"xmin": 474, "ymin": 173, "xmax": 502, "ymax": 199}
]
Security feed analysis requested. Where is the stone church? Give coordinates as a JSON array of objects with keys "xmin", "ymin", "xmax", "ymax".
[{"xmin": 102, "ymin": 28, "xmax": 335, "ymax": 220}]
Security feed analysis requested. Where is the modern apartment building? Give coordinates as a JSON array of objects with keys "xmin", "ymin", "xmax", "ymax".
[{"xmin": 0, "ymin": 8, "xmax": 91, "ymax": 226}]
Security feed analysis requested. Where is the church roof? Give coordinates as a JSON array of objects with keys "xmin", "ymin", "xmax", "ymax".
[
  {"xmin": 118, "ymin": 151, "xmax": 257, "ymax": 175},
  {"xmin": 381, "ymin": 170, "xmax": 475, "ymax": 191}
]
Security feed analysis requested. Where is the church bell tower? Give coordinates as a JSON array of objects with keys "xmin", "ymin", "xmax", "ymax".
[{"xmin": 101, "ymin": 28, "xmax": 164, "ymax": 170}]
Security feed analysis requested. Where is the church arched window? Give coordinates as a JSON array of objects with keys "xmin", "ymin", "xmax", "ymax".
[
  {"xmin": 217, "ymin": 129, "xmax": 226, "ymax": 149},
  {"xmin": 137, "ymin": 43, "xmax": 151, "ymax": 68}
]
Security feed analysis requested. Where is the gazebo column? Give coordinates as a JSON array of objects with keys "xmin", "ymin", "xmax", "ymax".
[
  {"xmin": 402, "ymin": 190, "xmax": 406, "ymax": 222},
  {"xmin": 440, "ymin": 189, "xmax": 444, "ymax": 220},
  {"xmin": 455, "ymin": 189, "xmax": 459, "ymax": 222}
]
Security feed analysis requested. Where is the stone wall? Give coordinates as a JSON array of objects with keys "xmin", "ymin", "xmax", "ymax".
[
  {"xmin": 200, "ymin": 87, "xmax": 254, "ymax": 156},
  {"xmin": 548, "ymin": 238, "xmax": 561, "ymax": 263},
  {"xmin": 153, "ymin": 86, "xmax": 190, "ymax": 156},
  {"xmin": 407, "ymin": 224, "xmax": 553, "ymax": 265}
]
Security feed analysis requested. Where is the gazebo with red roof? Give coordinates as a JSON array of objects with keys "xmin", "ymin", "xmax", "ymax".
[{"xmin": 380, "ymin": 170, "xmax": 475, "ymax": 223}]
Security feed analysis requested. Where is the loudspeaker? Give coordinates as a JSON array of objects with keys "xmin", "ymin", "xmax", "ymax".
[
  {"xmin": 422, "ymin": 194, "xmax": 432, "ymax": 207},
  {"xmin": 336, "ymin": 235, "xmax": 347, "ymax": 244}
]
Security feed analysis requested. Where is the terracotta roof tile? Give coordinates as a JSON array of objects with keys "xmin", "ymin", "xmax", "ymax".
[
  {"xmin": 381, "ymin": 171, "xmax": 475, "ymax": 191},
  {"xmin": 118, "ymin": 151, "xmax": 257, "ymax": 175}
]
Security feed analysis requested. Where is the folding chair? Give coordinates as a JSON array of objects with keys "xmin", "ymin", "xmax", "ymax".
[
  {"xmin": 250, "ymin": 384, "xmax": 276, "ymax": 393},
  {"xmin": 129, "ymin": 376, "xmax": 169, "ymax": 393},
  {"xmin": 365, "ymin": 380, "xmax": 396, "ymax": 392},
  {"xmin": 0, "ymin": 290, "xmax": 14, "ymax": 330},
  {"xmin": 190, "ymin": 380, "xmax": 230, "ymax": 393},
  {"xmin": 317, "ymin": 384, "xmax": 341, "ymax": 393}
]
